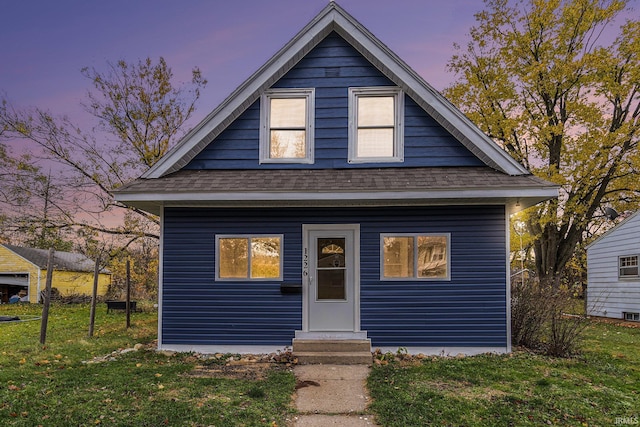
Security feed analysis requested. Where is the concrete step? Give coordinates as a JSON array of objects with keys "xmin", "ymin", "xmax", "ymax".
[
  {"xmin": 293, "ymin": 339, "xmax": 371, "ymax": 353},
  {"xmin": 294, "ymin": 351, "xmax": 373, "ymax": 365},
  {"xmin": 293, "ymin": 339, "xmax": 372, "ymax": 364}
]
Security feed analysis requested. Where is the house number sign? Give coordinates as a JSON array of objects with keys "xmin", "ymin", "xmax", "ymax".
[{"xmin": 303, "ymin": 247, "xmax": 309, "ymax": 277}]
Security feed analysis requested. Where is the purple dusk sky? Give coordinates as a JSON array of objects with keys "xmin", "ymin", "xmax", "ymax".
[{"xmin": 0, "ymin": 0, "xmax": 486, "ymax": 129}]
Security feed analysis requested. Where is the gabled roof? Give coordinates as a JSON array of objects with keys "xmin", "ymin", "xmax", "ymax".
[
  {"xmin": 143, "ymin": 1, "xmax": 529, "ymax": 179},
  {"xmin": 586, "ymin": 210, "xmax": 640, "ymax": 250},
  {"xmin": 1, "ymin": 244, "xmax": 108, "ymax": 274}
]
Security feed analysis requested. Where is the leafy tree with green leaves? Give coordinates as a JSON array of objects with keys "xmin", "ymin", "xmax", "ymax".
[{"xmin": 446, "ymin": 0, "xmax": 639, "ymax": 286}]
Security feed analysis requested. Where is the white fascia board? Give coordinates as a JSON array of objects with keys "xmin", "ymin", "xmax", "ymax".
[{"xmin": 116, "ymin": 187, "xmax": 558, "ymax": 203}]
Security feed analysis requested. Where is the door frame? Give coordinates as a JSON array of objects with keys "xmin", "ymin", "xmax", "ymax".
[{"xmin": 299, "ymin": 224, "xmax": 363, "ymax": 338}]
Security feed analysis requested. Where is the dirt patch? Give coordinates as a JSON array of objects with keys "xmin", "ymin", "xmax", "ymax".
[
  {"xmin": 187, "ymin": 362, "xmax": 284, "ymax": 380},
  {"xmin": 185, "ymin": 352, "xmax": 296, "ymax": 380}
]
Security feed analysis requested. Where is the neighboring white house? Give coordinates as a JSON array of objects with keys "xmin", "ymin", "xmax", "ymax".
[{"xmin": 586, "ymin": 211, "xmax": 640, "ymax": 321}]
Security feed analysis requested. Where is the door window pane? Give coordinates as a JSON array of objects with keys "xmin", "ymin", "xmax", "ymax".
[
  {"xmin": 317, "ymin": 238, "xmax": 346, "ymax": 300},
  {"xmin": 317, "ymin": 270, "xmax": 346, "ymax": 300}
]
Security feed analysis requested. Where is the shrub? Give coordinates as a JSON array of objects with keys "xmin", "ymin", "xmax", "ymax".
[
  {"xmin": 545, "ymin": 287, "xmax": 589, "ymax": 357},
  {"xmin": 511, "ymin": 280, "xmax": 549, "ymax": 349},
  {"xmin": 511, "ymin": 279, "xmax": 588, "ymax": 357}
]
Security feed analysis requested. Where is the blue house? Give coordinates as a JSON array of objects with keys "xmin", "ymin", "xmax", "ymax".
[{"xmin": 115, "ymin": 3, "xmax": 557, "ymax": 357}]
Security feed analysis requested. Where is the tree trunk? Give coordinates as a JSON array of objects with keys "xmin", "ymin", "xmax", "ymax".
[
  {"xmin": 532, "ymin": 218, "xmax": 588, "ymax": 289},
  {"xmin": 533, "ymin": 223, "xmax": 560, "ymax": 288}
]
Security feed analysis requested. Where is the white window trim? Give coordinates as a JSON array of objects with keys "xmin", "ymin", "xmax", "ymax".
[
  {"xmin": 348, "ymin": 86, "xmax": 404, "ymax": 164},
  {"xmin": 380, "ymin": 233, "xmax": 451, "ymax": 281},
  {"xmin": 618, "ymin": 254, "xmax": 639, "ymax": 279},
  {"xmin": 215, "ymin": 234, "xmax": 284, "ymax": 281},
  {"xmin": 624, "ymin": 312, "xmax": 639, "ymax": 322},
  {"xmin": 260, "ymin": 88, "xmax": 315, "ymax": 164}
]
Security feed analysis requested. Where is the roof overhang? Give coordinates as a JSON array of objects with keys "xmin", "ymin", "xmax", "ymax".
[
  {"xmin": 117, "ymin": 187, "xmax": 558, "ymax": 216},
  {"xmin": 116, "ymin": 167, "xmax": 559, "ymax": 215}
]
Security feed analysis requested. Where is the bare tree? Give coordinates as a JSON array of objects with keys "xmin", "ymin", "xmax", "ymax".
[{"xmin": 0, "ymin": 57, "xmax": 207, "ymax": 246}]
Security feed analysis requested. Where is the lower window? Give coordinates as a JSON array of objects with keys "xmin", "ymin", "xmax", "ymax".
[
  {"xmin": 216, "ymin": 235, "xmax": 283, "ymax": 280},
  {"xmin": 381, "ymin": 234, "xmax": 450, "ymax": 280},
  {"xmin": 624, "ymin": 312, "xmax": 639, "ymax": 322}
]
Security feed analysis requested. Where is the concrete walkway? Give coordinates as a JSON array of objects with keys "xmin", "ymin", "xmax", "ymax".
[{"xmin": 291, "ymin": 365, "xmax": 378, "ymax": 426}]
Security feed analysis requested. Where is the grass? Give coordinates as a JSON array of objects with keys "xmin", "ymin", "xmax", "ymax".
[
  {"xmin": 0, "ymin": 303, "xmax": 295, "ymax": 426},
  {"xmin": 3, "ymin": 303, "xmax": 639, "ymax": 426},
  {"xmin": 368, "ymin": 320, "xmax": 640, "ymax": 426}
]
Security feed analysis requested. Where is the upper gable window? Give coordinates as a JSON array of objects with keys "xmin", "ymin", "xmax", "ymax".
[
  {"xmin": 348, "ymin": 87, "xmax": 404, "ymax": 163},
  {"xmin": 260, "ymin": 89, "xmax": 314, "ymax": 164}
]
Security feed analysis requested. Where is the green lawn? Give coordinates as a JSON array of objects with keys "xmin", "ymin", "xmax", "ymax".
[
  {"xmin": 0, "ymin": 303, "xmax": 295, "ymax": 426},
  {"xmin": 368, "ymin": 321, "xmax": 640, "ymax": 426},
  {"xmin": 2, "ymin": 303, "xmax": 638, "ymax": 426}
]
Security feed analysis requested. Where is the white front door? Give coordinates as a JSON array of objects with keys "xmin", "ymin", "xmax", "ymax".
[{"xmin": 302, "ymin": 224, "xmax": 360, "ymax": 334}]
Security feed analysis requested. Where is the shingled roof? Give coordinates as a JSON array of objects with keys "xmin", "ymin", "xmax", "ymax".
[
  {"xmin": 116, "ymin": 166, "xmax": 557, "ymax": 214},
  {"xmin": 2, "ymin": 245, "xmax": 108, "ymax": 273}
]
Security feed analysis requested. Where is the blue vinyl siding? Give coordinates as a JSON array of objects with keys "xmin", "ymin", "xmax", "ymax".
[
  {"xmin": 185, "ymin": 32, "xmax": 483, "ymax": 170},
  {"xmin": 162, "ymin": 206, "xmax": 507, "ymax": 348}
]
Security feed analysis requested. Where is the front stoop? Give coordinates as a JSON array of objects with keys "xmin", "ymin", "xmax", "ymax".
[{"xmin": 293, "ymin": 339, "xmax": 372, "ymax": 365}]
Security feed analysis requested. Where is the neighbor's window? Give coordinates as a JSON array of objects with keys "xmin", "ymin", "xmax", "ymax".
[
  {"xmin": 260, "ymin": 89, "xmax": 314, "ymax": 163},
  {"xmin": 349, "ymin": 87, "xmax": 404, "ymax": 163},
  {"xmin": 619, "ymin": 255, "xmax": 639, "ymax": 278},
  {"xmin": 381, "ymin": 234, "xmax": 449, "ymax": 280},
  {"xmin": 624, "ymin": 312, "xmax": 640, "ymax": 322},
  {"xmin": 216, "ymin": 235, "xmax": 283, "ymax": 280}
]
